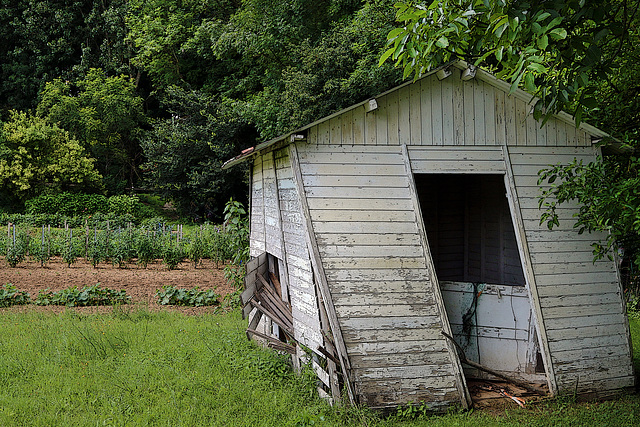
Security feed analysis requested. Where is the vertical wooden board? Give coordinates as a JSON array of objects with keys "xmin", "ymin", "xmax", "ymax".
[
  {"xmin": 515, "ymin": 98, "xmax": 528, "ymax": 146},
  {"xmin": 483, "ymin": 81, "xmax": 497, "ymax": 145},
  {"xmin": 318, "ymin": 121, "xmax": 331, "ymax": 145},
  {"xmin": 376, "ymin": 95, "xmax": 388, "ymax": 145},
  {"xmin": 398, "ymin": 85, "xmax": 411, "ymax": 146},
  {"xmin": 566, "ymin": 122, "xmax": 577, "ymax": 147},
  {"xmin": 431, "ymin": 77, "xmax": 444, "ymax": 145},
  {"xmin": 505, "ymin": 95, "xmax": 517, "ymax": 146},
  {"xmin": 365, "ymin": 108, "xmax": 377, "ymax": 145},
  {"xmin": 463, "ymin": 80, "xmax": 475, "ymax": 145},
  {"xmin": 387, "ymin": 90, "xmax": 400, "ymax": 146},
  {"xmin": 409, "ymin": 79, "xmax": 422, "ymax": 145},
  {"xmin": 453, "ymin": 74, "xmax": 465, "ymax": 145},
  {"xmin": 421, "ymin": 78, "xmax": 433, "ymax": 145},
  {"xmin": 353, "ymin": 107, "xmax": 365, "ymax": 145},
  {"xmin": 473, "ymin": 80, "xmax": 486, "ymax": 145},
  {"xmin": 556, "ymin": 119, "xmax": 568, "ymax": 147},
  {"xmin": 494, "ymin": 90, "xmax": 506, "ymax": 146},
  {"xmin": 526, "ymin": 103, "xmax": 537, "ymax": 146},
  {"xmin": 546, "ymin": 117, "xmax": 557, "ymax": 146},
  {"xmin": 342, "ymin": 108, "xmax": 354, "ymax": 146},
  {"xmin": 307, "ymin": 126, "xmax": 318, "ymax": 146},
  {"xmin": 441, "ymin": 73, "xmax": 455, "ymax": 146},
  {"xmin": 330, "ymin": 116, "xmax": 342, "ymax": 145},
  {"xmin": 536, "ymin": 116, "xmax": 548, "ymax": 146}
]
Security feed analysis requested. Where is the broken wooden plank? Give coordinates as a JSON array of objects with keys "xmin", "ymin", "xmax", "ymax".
[{"xmin": 247, "ymin": 328, "xmax": 296, "ymax": 354}]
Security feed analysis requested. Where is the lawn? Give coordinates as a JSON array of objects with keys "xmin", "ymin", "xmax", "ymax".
[{"xmin": 0, "ymin": 309, "xmax": 638, "ymax": 426}]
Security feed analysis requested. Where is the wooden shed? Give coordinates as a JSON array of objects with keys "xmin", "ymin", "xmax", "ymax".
[{"xmin": 223, "ymin": 61, "xmax": 635, "ymax": 410}]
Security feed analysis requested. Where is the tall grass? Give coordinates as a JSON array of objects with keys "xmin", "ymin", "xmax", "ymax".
[{"xmin": 0, "ymin": 311, "xmax": 638, "ymax": 426}]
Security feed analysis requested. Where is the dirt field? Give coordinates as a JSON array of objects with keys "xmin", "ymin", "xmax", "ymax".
[{"xmin": 0, "ymin": 257, "xmax": 236, "ymax": 315}]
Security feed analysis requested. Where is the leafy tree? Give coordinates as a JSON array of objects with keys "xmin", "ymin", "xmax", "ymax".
[
  {"xmin": 141, "ymin": 87, "xmax": 251, "ymax": 221},
  {"xmin": 37, "ymin": 69, "xmax": 147, "ymax": 194},
  {"xmin": 0, "ymin": 111, "xmax": 102, "ymax": 207},
  {"xmin": 0, "ymin": 0, "xmax": 136, "ymax": 113},
  {"xmin": 380, "ymin": 0, "xmax": 639, "ymax": 125}
]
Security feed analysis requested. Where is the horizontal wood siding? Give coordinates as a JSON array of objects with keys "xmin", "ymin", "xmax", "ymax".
[
  {"xmin": 508, "ymin": 146, "xmax": 634, "ymax": 394},
  {"xmin": 297, "ymin": 142, "xmax": 460, "ymax": 409},
  {"xmin": 275, "ymin": 148, "xmax": 323, "ymax": 350}
]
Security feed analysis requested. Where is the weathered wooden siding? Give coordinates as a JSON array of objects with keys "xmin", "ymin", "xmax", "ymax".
[
  {"xmin": 306, "ymin": 67, "xmax": 591, "ymax": 148},
  {"xmin": 508, "ymin": 146, "xmax": 634, "ymax": 395},
  {"xmin": 249, "ymin": 149, "xmax": 323, "ymax": 351},
  {"xmin": 274, "ymin": 148, "xmax": 323, "ymax": 350},
  {"xmin": 295, "ymin": 143, "xmax": 463, "ymax": 409}
]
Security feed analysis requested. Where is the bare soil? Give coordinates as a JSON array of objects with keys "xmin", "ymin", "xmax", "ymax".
[{"xmin": 0, "ymin": 257, "xmax": 235, "ymax": 315}]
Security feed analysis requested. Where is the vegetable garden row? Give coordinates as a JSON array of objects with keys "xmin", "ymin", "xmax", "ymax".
[{"xmin": 2, "ymin": 221, "xmax": 239, "ymax": 270}]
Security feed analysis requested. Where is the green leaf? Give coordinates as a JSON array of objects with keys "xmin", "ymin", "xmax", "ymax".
[
  {"xmin": 435, "ymin": 36, "xmax": 449, "ymax": 48},
  {"xmin": 537, "ymin": 34, "xmax": 549, "ymax": 50},
  {"xmin": 524, "ymin": 73, "xmax": 536, "ymax": 92},
  {"xmin": 549, "ymin": 27, "xmax": 567, "ymax": 40}
]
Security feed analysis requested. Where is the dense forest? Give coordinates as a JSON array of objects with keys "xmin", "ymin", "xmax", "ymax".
[
  {"xmin": 1, "ymin": 0, "xmax": 639, "ymax": 277},
  {"xmin": 0, "ymin": 0, "xmax": 403, "ymax": 221}
]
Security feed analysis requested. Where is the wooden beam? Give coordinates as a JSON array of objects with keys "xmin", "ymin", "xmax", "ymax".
[
  {"xmin": 502, "ymin": 144, "xmax": 557, "ymax": 395},
  {"xmin": 247, "ymin": 328, "xmax": 296, "ymax": 354},
  {"xmin": 289, "ymin": 143, "xmax": 356, "ymax": 404}
]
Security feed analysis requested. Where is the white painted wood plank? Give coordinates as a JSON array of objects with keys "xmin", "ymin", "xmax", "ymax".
[
  {"xmin": 407, "ymin": 146, "xmax": 504, "ymax": 160},
  {"xmin": 342, "ymin": 108, "xmax": 354, "ymax": 145},
  {"xmin": 545, "ymin": 313, "xmax": 625, "ymax": 330},
  {"xmin": 452, "ymin": 73, "xmax": 465, "ymax": 145},
  {"xmin": 311, "ymin": 209, "xmax": 415, "ymax": 223},
  {"xmin": 533, "ymin": 261, "xmax": 616, "ymax": 275},
  {"xmin": 365, "ymin": 106, "xmax": 377, "ymax": 145},
  {"xmin": 463, "ymin": 79, "xmax": 475, "ymax": 145},
  {"xmin": 441, "ymin": 74, "xmax": 455, "ymax": 146},
  {"xmin": 330, "ymin": 116, "xmax": 341, "ymax": 145},
  {"xmin": 323, "ymin": 256, "xmax": 425, "ymax": 270},
  {"xmin": 494, "ymin": 90, "xmax": 506, "ymax": 146},
  {"xmin": 325, "ymin": 268, "xmax": 430, "ymax": 282},
  {"xmin": 398, "ymin": 85, "xmax": 411, "ymax": 146},
  {"xmin": 410, "ymin": 160, "xmax": 505, "ymax": 173},
  {"xmin": 319, "ymin": 244, "xmax": 423, "ymax": 258},
  {"xmin": 421, "ymin": 78, "xmax": 433, "ymax": 145},
  {"xmin": 505, "ymin": 95, "xmax": 517, "ymax": 145},
  {"xmin": 472, "ymin": 79, "xmax": 486, "ymax": 145},
  {"xmin": 350, "ymin": 350, "xmax": 450, "ymax": 369},
  {"xmin": 540, "ymin": 292, "xmax": 622, "ymax": 308},
  {"xmin": 515, "ymin": 98, "xmax": 528, "ymax": 146},
  {"xmin": 333, "ymin": 291, "xmax": 435, "ymax": 308},
  {"xmin": 307, "ymin": 197, "xmax": 414, "ymax": 211},
  {"xmin": 431, "ymin": 77, "xmax": 443, "ymax": 145},
  {"xmin": 298, "ymin": 151, "xmax": 402, "ymax": 165},
  {"xmin": 331, "ymin": 280, "xmax": 432, "ymax": 295},
  {"xmin": 484, "ymin": 81, "xmax": 497, "ymax": 145},
  {"xmin": 387, "ymin": 90, "xmax": 399, "ymax": 146},
  {"xmin": 302, "ymin": 174, "xmax": 409, "ymax": 188},
  {"xmin": 347, "ymin": 339, "xmax": 447, "ymax": 356},
  {"xmin": 313, "ymin": 221, "xmax": 417, "ymax": 234},
  {"xmin": 352, "ymin": 107, "xmax": 365, "ymax": 145},
  {"xmin": 409, "ymin": 79, "xmax": 422, "ymax": 145},
  {"xmin": 305, "ymin": 187, "xmax": 410, "ymax": 199},
  {"xmin": 376, "ymin": 95, "xmax": 388, "ymax": 146},
  {"xmin": 301, "ymin": 162, "xmax": 406, "ymax": 176}
]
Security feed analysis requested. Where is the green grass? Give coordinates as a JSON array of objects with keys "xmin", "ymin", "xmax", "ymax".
[{"xmin": 0, "ymin": 311, "xmax": 638, "ymax": 426}]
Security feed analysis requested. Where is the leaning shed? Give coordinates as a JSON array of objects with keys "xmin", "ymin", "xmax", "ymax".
[{"xmin": 223, "ymin": 61, "xmax": 635, "ymax": 410}]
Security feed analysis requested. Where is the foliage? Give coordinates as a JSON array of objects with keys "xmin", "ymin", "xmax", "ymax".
[
  {"xmin": 34, "ymin": 285, "xmax": 130, "ymax": 306},
  {"xmin": 381, "ymin": 0, "xmax": 640, "ymax": 125},
  {"xmin": 223, "ymin": 198, "xmax": 251, "ymax": 292},
  {"xmin": 0, "ymin": 0, "xmax": 135, "ymax": 112},
  {"xmin": 0, "ymin": 111, "xmax": 102, "ymax": 204},
  {"xmin": 37, "ymin": 69, "xmax": 147, "ymax": 193},
  {"xmin": 163, "ymin": 244, "xmax": 185, "ymax": 270},
  {"xmin": 155, "ymin": 285, "xmax": 220, "ymax": 307},
  {"xmin": 135, "ymin": 232, "xmax": 160, "ymax": 268},
  {"xmin": 0, "ymin": 283, "xmax": 30, "ymax": 308},
  {"xmin": 140, "ymin": 87, "xmax": 251, "ymax": 222},
  {"xmin": 5, "ymin": 229, "xmax": 28, "ymax": 268},
  {"xmin": 61, "ymin": 231, "xmax": 80, "ymax": 267}
]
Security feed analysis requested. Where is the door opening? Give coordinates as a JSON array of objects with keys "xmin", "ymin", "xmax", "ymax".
[{"xmin": 416, "ymin": 174, "xmax": 546, "ymax": 383}]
